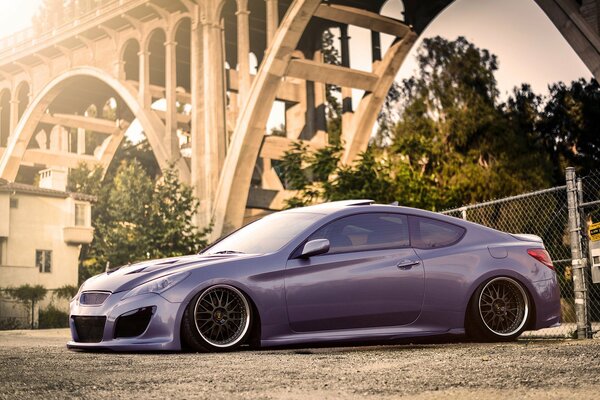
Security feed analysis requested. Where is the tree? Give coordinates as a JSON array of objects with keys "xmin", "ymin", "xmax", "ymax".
[
  {"xmin": 374, "ymin": 81, "xmax": 402, "ymax": 146},
  {"xmin": 3, "ymin": 285, "xmax": 47, "ymax": 329},
  {"xmin": 392, "ymin": 36, "xmax": 554, "ymax": 207},
  {"xmin": 147, "ymin": 168, "xmax": 211, "ymax": 259},
  {"xmin": 281, "ymin": 143, "xmax": 441, "ymax": 210},
  {"xmin": 108, "ymin": 138, "xmax": 161, "ymax": 180},
  {"xmin": 281, "ymin": 36, "xmax": 559, "ymax": 211},
  {"xmin": 69, "ymin": 158, "xmax": 209, "ymax": 283},
  {"xmin": 538, "ymin": 78, "xmax": 600, "ymax": 179}
]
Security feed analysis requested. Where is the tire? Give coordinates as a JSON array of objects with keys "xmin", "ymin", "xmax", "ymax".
[
  {"xmin": 467, "ymin": 277, "xmax": 530, "ymax": 342},
  {"xmin": 181, "ymin": 285, "xmax": 252, "ymax": 352}
]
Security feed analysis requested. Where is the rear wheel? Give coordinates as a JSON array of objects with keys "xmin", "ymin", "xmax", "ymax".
[
  {"xmin": 181, "ymin": 285, "xmax": 252, "ymax": 352},
  {"xmin": 467, "ymin": 277, "xmax": 530, "ymax": 341}
]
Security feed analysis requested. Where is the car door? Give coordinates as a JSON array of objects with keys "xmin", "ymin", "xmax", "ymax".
[{"xmin": 285, "ymin": 213, "xmax": 424, "ymax": 332}]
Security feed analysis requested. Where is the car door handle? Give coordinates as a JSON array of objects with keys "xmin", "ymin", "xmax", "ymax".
[{"xmin": 396, "ymin": 260, "xmax": 421, "ymax": 270}]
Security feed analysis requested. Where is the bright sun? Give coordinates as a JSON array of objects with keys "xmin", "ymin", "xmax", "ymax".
[{"xmin": 0, "ymin": 0, "xmax": 43, "ymax": 39}]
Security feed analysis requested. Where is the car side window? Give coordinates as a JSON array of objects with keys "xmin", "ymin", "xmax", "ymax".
[
  {"xmin": 307, "ymin": 213, "xmax": 410, "ymax": 255},
  {"xmin": 409, "ymin": 216, "xmax": 465, "ymax": 249}
]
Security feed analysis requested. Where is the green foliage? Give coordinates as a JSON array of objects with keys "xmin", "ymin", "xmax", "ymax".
[
  {"xmin": 66, "ymin": 162, "xmax": 104, "ymax": 195},
  {"xmin": 281, "ymin": 144, "xmax": 441, "ymax": 210},
  {"xmin": 108, "ymin": 139, "xmax": 161, "ymax": 180},
  {"xmin": 538, "ymin": 79, "xmax": 600, "ymax": 179},
  {"xmin": 280, "ymin": 142, "xmax": 311, "ymax": 191},
  {"xmin": 3, "ymin": 285, "xmax": 48, "ymax": 329},
  {"xmin": 38, "ymin": 304, "xmax": 69, "ymax": 329},
  {"xmin": 147, "ymin": 168, "xmax": 211, "ymax": 259},
  {"xmin": 0, "ymin": 317, "xmax": 26, "ymax": 331},
  {"xmin": 391, "ymin": 36, "xmax": 554, "ymax": 207},
  {"xmin": 52, "ymin": 285, "xmax": 79, "ymax": 301},
  {"xmin": 281, "ymin": 36, "xmax": 598, "ymax": 211},
  {"xmin": 4, "ymin": 285, "xmax": 47, "ymax": 304},
  {"xmin": 374, "ymin": 81, "xmax": 402, "ymax": 146},
  {"xmin": 70, "ymin": 157, "xmax": 209, "ymax": 283}
]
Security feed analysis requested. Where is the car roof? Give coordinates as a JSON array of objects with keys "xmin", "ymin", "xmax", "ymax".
[
  {"xmin": 283, "ymin": 200, "xmax": 448, "ymax": 219},
  {"xmin": 281, "ymin": 200, "xmax": 507, "ymax": 236},
  {"xmin": 282, "ymin": 199, "xmax": 376, "ymax": 214}
]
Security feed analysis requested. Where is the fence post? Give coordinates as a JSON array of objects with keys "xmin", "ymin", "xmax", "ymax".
[{"xmin": 566, "ymin": 167, "xmax": 589, "ymax": 339}]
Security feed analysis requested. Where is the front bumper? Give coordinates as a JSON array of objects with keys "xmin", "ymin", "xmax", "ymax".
[{"xmin": 67, "ymin": 291, "xmax": 183, "ymax": 351}]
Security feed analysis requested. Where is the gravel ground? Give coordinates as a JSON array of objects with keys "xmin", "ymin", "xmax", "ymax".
[{"xmin": 0, "ymin": 329, "xmax": 599, "ymax": 399}]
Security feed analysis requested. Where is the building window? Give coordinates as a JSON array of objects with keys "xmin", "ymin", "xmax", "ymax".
[
  {"xmin": 9, "ymin": 198, "xmax": 18, "ymax": 208},
  {"xmin": 36, "ymin": 250, "xmax": 52, "ymax": 273},
  {"xmin": 75, "ymin": 203, "xmax": 86, "ymax": 226}
]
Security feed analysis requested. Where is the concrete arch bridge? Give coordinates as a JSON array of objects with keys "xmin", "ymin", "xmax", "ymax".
[{"xmin": 0, "ymin": 0, "xmax": 598, "ymax": 239}]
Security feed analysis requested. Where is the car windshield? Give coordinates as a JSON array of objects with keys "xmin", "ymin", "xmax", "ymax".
[{"xmin": 204, "ymin": 212, "xmax": 323, "ymax": 255}]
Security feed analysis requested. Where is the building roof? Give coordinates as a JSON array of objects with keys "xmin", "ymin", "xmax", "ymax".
[{"xmin": 0, "ymin": 178, "xmax": 96, "ymax": 202}]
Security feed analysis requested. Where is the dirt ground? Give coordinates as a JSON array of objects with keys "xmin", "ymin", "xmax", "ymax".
[{"xmin": 0, "ymin": 329, "xmax": 599, "ymax": 399}]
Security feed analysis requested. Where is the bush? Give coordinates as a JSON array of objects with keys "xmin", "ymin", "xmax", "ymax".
[
  {"xmin": 38, "ymin": 305, "xmax": 69, "ymax": 329},
  {"xmin": 0, "ymin": 317, "xmax": 27, "ymax": 330}
]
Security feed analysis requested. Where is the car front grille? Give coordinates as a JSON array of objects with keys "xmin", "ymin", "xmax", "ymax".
[
  {"xmin": 79, "ymin": 291, "xmax": 110, "ymax": 305},
  {"xmin": 72, "ymin": 316, "xmax": 106, "ymax": 343}
]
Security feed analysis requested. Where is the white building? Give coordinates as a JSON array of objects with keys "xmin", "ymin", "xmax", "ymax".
[{"xmin": 0, "ymin": 168, "xmax": 94, "ymax": 327}]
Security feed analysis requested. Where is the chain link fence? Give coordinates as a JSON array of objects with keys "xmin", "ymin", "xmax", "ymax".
[{"xmin": 441, "ymin": 169, "xmax": 600, "ymax": 338}]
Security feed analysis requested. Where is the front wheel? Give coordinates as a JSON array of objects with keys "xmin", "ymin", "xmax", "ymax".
[
  {"xmin": 467, "ymin": 277, "xmax": 530, "ymax": 341},
  {"xmin": 181, "ymin": 285, "xmax": 252, "ymax": 352}
]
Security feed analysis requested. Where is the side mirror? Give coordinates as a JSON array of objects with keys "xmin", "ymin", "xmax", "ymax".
[{"xmin": 300, "ymin": 239, "xmax": 330, "ymax": 258}]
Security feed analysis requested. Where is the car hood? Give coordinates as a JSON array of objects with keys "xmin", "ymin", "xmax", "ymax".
[{"xmin": 79, "ymin": 253, "xmax": 254, "ymax": 294}]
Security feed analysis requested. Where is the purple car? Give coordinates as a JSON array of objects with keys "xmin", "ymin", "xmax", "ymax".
[{"xmin": 68, "ymin": 200, "xmax": 560, "ymax": 352}]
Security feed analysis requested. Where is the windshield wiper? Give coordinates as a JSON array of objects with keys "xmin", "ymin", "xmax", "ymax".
[{"xmin": 212, "ymin": 250, "xmax": 245, "ymax": 255}]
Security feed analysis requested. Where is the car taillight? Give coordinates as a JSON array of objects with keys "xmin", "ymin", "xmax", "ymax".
[{"xmin": 527, "ymin": 248, "xmax": 554, "ymax": 270}]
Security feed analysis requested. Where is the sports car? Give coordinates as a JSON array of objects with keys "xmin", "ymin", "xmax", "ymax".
[{"xmin": 68, "ymin": 200, "xmax": 560, "ymax": 352}]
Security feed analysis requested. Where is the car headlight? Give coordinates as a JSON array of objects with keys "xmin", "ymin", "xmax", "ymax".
[{"xmin": 121, "ymin": 272, "xmax": 190, "ymax": 300}]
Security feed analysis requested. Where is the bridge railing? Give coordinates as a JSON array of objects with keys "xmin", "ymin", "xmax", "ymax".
[
  {"xmin": 0, "ymin": 0, "xmax": 128, "ymax": 53},
  {"xmin": 0, "ymin": 28, "xmax": 36, "ymax": 51}
]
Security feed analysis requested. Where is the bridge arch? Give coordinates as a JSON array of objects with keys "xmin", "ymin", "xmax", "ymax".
[
  {"xmin": 121, "ymin": 39, "xmax": 141, "ymax": 82},
  {"xmin": 212, "ymin": 0, "xmax": 325, "ymax": 236},
  {"xmin": 146, "ymin": 28, "xmax": 168, "ymax": 88},
  {"xmin": 173, "ymin": 17, "xmax": 192, "ymax": 93},
  {"xmin": 211, "ymin": 0, "xmax": 423, "ymax": 237},
  {"xmin": 0, "ymin": 66, "xmax": 190, "ymax": 183}
]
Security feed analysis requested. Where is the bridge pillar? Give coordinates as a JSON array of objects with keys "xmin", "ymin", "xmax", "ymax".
[
  {"xmin": 237, "ymin": 2, "xmax": 251, "ymax": 105},
  {"xmin": 77, "ymin": 127, "xmax": 86, "ymax": 155},
  {"xmin": 137, "ymin": 49, "xmax": 151, "ymax": 108},
  {"xmin": 9, "ymin": 99, "xmax": 19, "ymax": 140},
  {"xmin": 190, "ymin": 15, "xmax": 210, "ymax": 228},
  {"xmin": 113, "ymin": 59, "xmax": 125, "ymax": 80},
  {"xmin": 312, "ymin": 49, "xmax": 328, "ymax": 145},
  {"xmin": 164, "ymin": 39, "xmax": 180, "ymax": 162},
  {"xmin": 340, "ymin": 25, "xmax": 354, "ymax": 137},
  {"xmin": 201, "ymin": 19, "xmax": 228, "ymax": 206},
  {"xmin": 265, "ymin": 0, "xmax": 279, "ymax": 46}
]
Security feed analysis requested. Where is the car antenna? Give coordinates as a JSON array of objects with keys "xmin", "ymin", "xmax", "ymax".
[{"xmin": 390, "ymin": 201, "xmax": 399, "ymax": 206}]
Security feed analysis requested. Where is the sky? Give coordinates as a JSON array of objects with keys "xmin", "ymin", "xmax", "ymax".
[
  {"xmin": 393, "ymin": 0, "xmax": 592, "ymax": 96},
  {"xmin": 0, "ymin": 0, "xmax": 593, "ymax": 136},
  {"xmin": 0, "ymin": 0, "xmax": 40, "ymax": 38}
]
